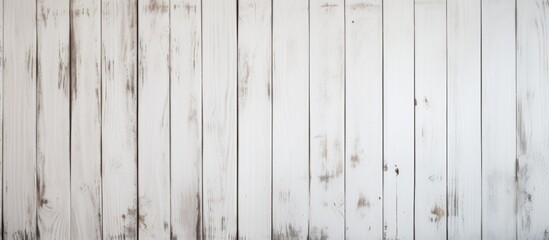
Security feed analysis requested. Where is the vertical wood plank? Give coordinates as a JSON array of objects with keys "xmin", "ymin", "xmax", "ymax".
[
  {"xmin": 383, "ymin": 0, "xmax": 415, "ymax": 238},
  {"xmin": 137, "ymin": 0, "xmax": 171, "ymax": 238},
  {"xmin": 202, "ymin": 0, "xmax": 237, "ymax": 238},
  {"xmin": 271, "ymin": 0, "xmax": 309, "ymax": 238},
  {"xmin": 36, "ymin": 0, "xmax": 71, "ymax": 238},
  {"xmin": 414, "ymin": 0, "xmax": 447, "ymax": 238},
  {"xmin": 102, "ymin": 0, "xmax": 138, "ymax": 238},
  {"xmin": 344, "ymin": 0, "xmax": 383, "ymax": 238},
  {"xmin": 447, "ymin": 0, "xmax": 481, "ymax": 238},
  {"xmin": 70, "ymin": 0, "xmax": 102, "ymax": 238},
  {"xmin": 3, "ymin": 0, "xmax": 37, "ymax": 238},
  {"xmin": 481, "ymin": 0, "xmax": 516, "ymax": 238},
  {"xmin": 517, "ymin": 0, "xmax": 549, "ymax": 238},
  {"xmin": 0, "ymin": 0, "xmax": 3, "ymax": 231},
  {"xmin": 309, "ymin": 0, "xmax": 345, "ymax": 239},
  {"xmin": 237, "ymin": 0, "xmax": 272, "ymax": 239},
  {"xmin": 170, "ymin": 0, "xmax": 202, "ymax": 239}
]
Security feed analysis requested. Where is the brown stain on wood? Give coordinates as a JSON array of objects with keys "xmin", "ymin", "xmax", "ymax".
[
  {"xmin": 350, "ymin": 154, "xmax": 360, "ymax": 167},
  {"xmin": 350, "ymin": 2, "xmax": 380, "ymax": 10},
  {"xmin": 430, "ymin": 204, "xmax": 445, "ymax": 223},
  {"xmin": 273, "ymin": 224, "xmax": 301, "ymax": 240},
  {"xmin": 357, "ymin": 195, "xmax": 371, "ymax": 209},
  {"xmin": 517, "ymin": 100, "xmax": 528, "ymax": 153},
  {"xmin": 147, "ymin": 0, "xmax": 169, "ymax": 13}
]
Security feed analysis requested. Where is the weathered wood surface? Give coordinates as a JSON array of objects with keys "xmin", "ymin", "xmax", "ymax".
[
  {"xmin": 237, "ymin": 0, "xmax": 272, "ymax": 239},
  {"xmin": 101, "ymin": 0, "xmax": 138, "ymax": 238},
  {"xmin": 447, "ymin": 0, "xmax": 482, "ymax": 238},
  {"xmin": 414, "ymin": 0, "xmax": 447, "ymax": 239},
  {"xmin": 0, "ymin": 1, "xmax": 548, "ymax": 239},
  {"xmin": 345, "ymin": 0, "xmax": 383, "ymax": 239}
]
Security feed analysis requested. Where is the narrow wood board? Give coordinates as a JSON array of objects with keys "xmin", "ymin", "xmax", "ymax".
[
  {"xmin": 309, "ymin": 0, "xmax": 345, "ymax": 239},
  {"xmin": 272, "ymin": 0, "xmax": 310, "ymax": 238},
  {"xmin": 170, "ymin": 0, "xmax": 203, "ymax": 239},
  {"xmin": 202, "ymin": 0, "xmax": 238, "ymax": 238},
  {"xmin": 345, "ymin": 0, "xmax": 383, "ymax": 238},
  {"xmin": 3, "ymin": 0, "xmax": 37, "ymax": 238},
  {"xmin": 383, "ymin": 0, "xmax": 415, "ymax": 238},
  {"xmin": 447, "ymin": 0, "xmax": 481, "ymax": 238},
  {"xmin": 414, "ymin": 0, "xmax": 447, "ymax": 238},
  {"xmin": 481, "ymin": 0, "xmax": 516, "ymax": 238},
  {"xmin": 37, "ymin": 0, "xmax": 71, "ymax": 238},
  {"xmin": 517, "ymin": 0, "xmax": 549, "ymax": 238},
  {"xmin": 101, "ymin": 0, "xmax": 139, "ymax": 238}
]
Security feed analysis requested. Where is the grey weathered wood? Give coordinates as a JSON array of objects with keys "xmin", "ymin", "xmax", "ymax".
[
  {"xmin": 137, "ymin": 0, "xmax": 171, "ymax": 238},
  {"xmin": 3, "ymin": 0, "xmax": 37, "ymax": 238},
  {"xmin": 447, "ymin": 0, "xmax": 481, "ymax": 238},
  {"xmin": 101, "ymin": 0, "xmax": 138, "ymax": 238},
  {"xmin": 414, "ymin": 0, "xmax": 447, "ymax": 238},
  {"xmin": 37, "ymin": 0, "xmax": 71, "ymax": 238},
  {"xmin": 70, "ymin": 0, "xmax": 102, "ymax": 238},
  {"xmin": 383, "ymin": 0, "xmax": 415, "ymax": 238},
  {"xmin": 272, "ymin": 0, "xmax": 310, "ymax": 238},
  {"xmin": 481, "ymin": 0, "xmax": 516, "ymax": 239},
  {"xmin": 345, "ymin": 0, "xmax": 383, "ymax": 238},
  {"xmin": 202, "ymin": 0, "xmax": 238, "ymax": 238},
  {"xmin": 517, "ymin": 0, "xmax": 549, "ymax": 238},
  {"xmin": 309, "ymin": 0, "xmax": 345, "ymax": 239},
  {"xmin": 170, "ymin": 0, "xmax": 203, "ymax": 239},
  {"xmin": 237, "ymin": 0, "xmax": 272, "ymax": 238}
]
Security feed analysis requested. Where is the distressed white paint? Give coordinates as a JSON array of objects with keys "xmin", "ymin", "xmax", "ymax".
[
  {"xmin": 517, "ymin": 0, "xmax": 549, "ymax": 238},
  {"xmin": 37, "ymin": 0, "xmax": 71, "ymax": 238},
  {"xmin": 170, "ymin": 0, "xmax": 202, "ymax": 239},
  {"xmin": 309, "ymin": 0, "xmax": 345, "ymax": 239},
  {"xmin": 202, "ymin": 0, "xmax": 238, "ymax": 238},
  {"xmin": 272, "ymin": 0, "xmax": 310, "ymax": 238},
  {"xmin": 102, "ymin": 0, "xmax": 138, "ymax": 238},
  {"xmin": 237, "ymin": 0, "xmax": 272, "ymax": 239},
  {"xmin": 137, "ymin": 0, "xmax": 171, "ymax": 238},
  {"xmin": 482, "ymin": 0, "xmax": 516, "ymax": 239},
  {"xmin": 414, "ymin": 0, "xmax": 447, "ymax": 238},
  {"xmin": 345, "ymin": 0, "xmax": 383, "ymax": 239},
  {"xmin": 383, "ymin": 0, "xmax": 415, "ymax": 239},
  {"xmin": 447, "ymin": 0, "xmax": 482, "ymax": 238},
  {"xmin": 3, "ymin": 0, "xmax": 37, "ymax": 238}
]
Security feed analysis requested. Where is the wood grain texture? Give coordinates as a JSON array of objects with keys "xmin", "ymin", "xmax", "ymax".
[
  {"xmin": 70, "ymin": 0, "xmax": 102, "ymax": 238},
  {"xmin": 170, "ymin": 0, "xmax": 202, "ymax": 239},
  {"xmin": 344, "ymin": 0, "xmax": 383, "ymax": 238},
  {"xmin": 37, "ymin": 0, "xmax": 71, "ymax": 238},
  {"xmin": 383, "ymin": 0, "xmax": 415, "ymax": 239},
  {"xmin": 272, "ymin": 0, "xmax": 309, "ymax": 238},
  {"xmin": 237, "ymin": 0, "xmax": 272, "ymax": 239},
  {"xmin": 481, "ymin": 0, "xmax": 516, "ymax": 239},
  {"xmin": 414, "ymin": 0, "xmax": 447, "ymax": 238},
  {"xmin": 101, "ymin": 0, "xmax": 138, "ymax": 238},
  {"xmin": 447, "ymin": 0, "xmax": 481, "ymax": 238},
  {"xmin": 202, "ymin": 0, "xmax": 238, "ymax": 238},
  {"xmin": 309, "ymin": 0, "xmax": 345, "ymax": 239},
  {"xmin": 137, "ymin": 0, "xmax": 171, "ymax": 238},
  {"xmin": 3, "ymin": 0, "xmax": 37, "ymax": 238},
  {"xmin": 517, "ymin": 0, "xmax": 549, "ymax": 238}
]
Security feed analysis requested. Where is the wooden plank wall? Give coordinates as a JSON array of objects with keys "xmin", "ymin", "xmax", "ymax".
[{"xmin": 1, "ymin": 0, "xmax": 549, "ymax": 239}]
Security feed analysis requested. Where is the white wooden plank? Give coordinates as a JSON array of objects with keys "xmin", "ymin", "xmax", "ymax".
[
  {"xmin": 170, "ymin": 0, "xmax": 202, "ymax": 239},
  {"xmin": 383, "ymin": 0, "xmax": 415, "ymax": 239},
  {"xmin": 447, "ymin": 0, "xmax": 481, "ymax": 238},
  {"xmin": 517, "ymin": 0, "xmax": 549, "ymax": 238},
  {"xmin": 36, "ymin": 0, "xmax": 71, "ymax": 238},
  {"xmin": 0, "ymin": 0, "xmax": 3, "ymax": 231},
  {"xmin": 481, "ymin": 0, "xmax": 516, "ymax": 238},
  {"xmin": 3, "ymin": 0, "xmax": 37, "ymax": 238},
  {"xmin": 237, "ymin": 0, "xmax": 272, "ymax": 239},
  {"xmin": 102, "ymin": 0, "xmax": 138, "ymax": 238},
  {"xmin": 344, "ymin": 0, "xmax": 383, "ymax": 239},
  {"xmin": 137, "ymin": 0, "xmax": 171, "ymax": 238},
  {"xmin": 309, "ymin": 0, "xmax": 345, "ymax": 239},
  {"xmin": 70, "ymin": 0, "xmax": 102, "ymax": 238},
  {"xmin": 414, "ymin": 0, "xmax": 447, "ymax": 238},
  {"xmin": 271, "ymin": 0, "xmax": 309, "ymax": 238},
  {"xmin": 202, "ymin": 0, "xmax": 237, "ymax": 238}
]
